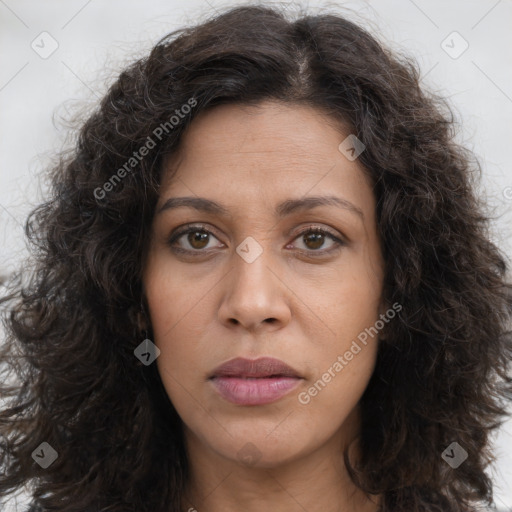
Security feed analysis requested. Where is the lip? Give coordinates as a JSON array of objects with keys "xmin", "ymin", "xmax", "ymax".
[
  {"xmin": 209, "ymin": 356, "xmax": 301, "ymax": 379},
  {"xmin": 209, "ymin": 357, "xmax": 303, "ymax": 406}
]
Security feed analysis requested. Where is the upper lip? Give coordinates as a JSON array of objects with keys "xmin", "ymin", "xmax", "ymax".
[{"xmin": 209, "ymin": 357, "xmax": 301, "ymax": 379}]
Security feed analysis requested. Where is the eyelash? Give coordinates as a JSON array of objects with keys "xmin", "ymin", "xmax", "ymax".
[{"xmin": 167, "ymin": 223, "xmax": 346, "ymax": 257}]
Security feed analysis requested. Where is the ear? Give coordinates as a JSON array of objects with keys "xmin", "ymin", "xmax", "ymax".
[{"xmin": 128, "ymin": 300, "xmax": 149, "ymax": 336}]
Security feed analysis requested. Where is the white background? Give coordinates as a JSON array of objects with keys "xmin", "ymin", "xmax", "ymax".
[{"xmin": 0, "ymin": 1, "xmax": 511, "ymax": 510}]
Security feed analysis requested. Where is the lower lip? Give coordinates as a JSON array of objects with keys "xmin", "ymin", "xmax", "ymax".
[{"xmin": 210, "ymin": 376, "xmax": 302, "ymax": 405}]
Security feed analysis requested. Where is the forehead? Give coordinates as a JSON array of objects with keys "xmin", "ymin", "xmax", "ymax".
[{"xmin": 158, "ymin": 101, "xmax": 374, "ymax": 216}]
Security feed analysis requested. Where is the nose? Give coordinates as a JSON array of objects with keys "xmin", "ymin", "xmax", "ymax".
[{"xmin": 217, "ymin": 247, "xmax": 291, "ymax": 333}]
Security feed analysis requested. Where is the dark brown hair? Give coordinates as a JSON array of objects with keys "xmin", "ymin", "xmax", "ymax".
[{"xmin": 1, "ymin": 4, "xmax": 511, "ymax": 512}]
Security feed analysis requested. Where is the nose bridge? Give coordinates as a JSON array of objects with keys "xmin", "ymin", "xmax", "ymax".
[
  {"xmin": 218, "ymin": 236, "xmax": 290, "ymax": 330},
  {"xmin": 233, "ymin": 240, "xmax": 273, "ymax": 297}
]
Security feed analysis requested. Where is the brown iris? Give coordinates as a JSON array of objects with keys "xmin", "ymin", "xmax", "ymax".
[
  {"xmin": 303, "ymin": 231, "xmax": 324, "ymax": 250},
  {"xmin": 184, "ymin": 228, "xmax": 328, "ymax": 251},
  {"xmin": 188, "ymin": 230, "xmax": 210, "ymax": 249}
]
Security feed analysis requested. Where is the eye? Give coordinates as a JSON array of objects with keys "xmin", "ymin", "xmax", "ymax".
[
  {"xmin": 167, "ymin": 224, "xmax": 346, "ymax": 256},
  {"xmin": 289, "ymin": 225, "xmax": 346, "ymax": 256},
  {"xmin": 167, "ymin": 224, "xmax": 223, "ymax": 254}
]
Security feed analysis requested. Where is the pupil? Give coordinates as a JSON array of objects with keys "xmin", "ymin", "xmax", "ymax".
[
  {"xmin": 306, "ymin": 232, "xmax": 323, "ymax": 249},
  {"xmin": 189, "ymin": 231, "xmax": 209, "ymax": 249},
  {"xmin": 185, "ymin": 231, "xmax": 325, "ymax": 250}
]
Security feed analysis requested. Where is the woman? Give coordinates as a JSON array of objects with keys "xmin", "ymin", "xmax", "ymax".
[{"xmin": 1, "ymin": 4, "xmax": 511, "ymax": 512}]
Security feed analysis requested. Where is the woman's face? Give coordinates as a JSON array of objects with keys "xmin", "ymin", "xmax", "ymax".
[{"xmin": 143, "ymin": 100, "xmax": 385, "ymax": 468}]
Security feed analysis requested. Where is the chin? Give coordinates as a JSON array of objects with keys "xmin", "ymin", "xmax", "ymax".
[{"xmin": 208, "ymin": 427, "xmax": 314, "ymax": 469}]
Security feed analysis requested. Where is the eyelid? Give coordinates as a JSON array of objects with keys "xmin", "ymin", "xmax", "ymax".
[
  {"xmin": 293, "ymin": 224, "xmax": 346, "ymax": 243},
  {"xmin": 167, "ymin": 223, "xmax": 347, "ymax": 255},
  {"xmin": 167, "ymin": 223, "xmax": 223, "ymax": 249}
]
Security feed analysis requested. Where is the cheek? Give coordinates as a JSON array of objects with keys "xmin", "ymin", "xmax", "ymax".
[
  {"xmin": 143, "ymin": 235, "xmax": 383, "ymax": 386},
  {"xmin": 145, "ymin": 265, "xmax": 185, "ymax": 333},
  {"xmin": 142, "ymin": 253, "xmax": 382, "ymax": 465},
  {"xmin": 304, "ymin": 254, "xmax": 383, "ymax": 345},
  {"xmin": 299, "ymin": 251, "xmax": 382, "ymax": 403},
  {"xmin": 309, "ymin": 342, "xmax": 379, "ymax": 404},
  {"xmin": 144, "ymin": 267, "xmax": 192, "ymax": 392},
  {"xmin": 144, "ymin": 258, "xmax": 220, "ymax": 403}
]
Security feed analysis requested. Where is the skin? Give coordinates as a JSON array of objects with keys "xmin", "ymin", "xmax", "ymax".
[{"xmin": 143, "ymin": 100, "xmax": 385, "ymax": 512}]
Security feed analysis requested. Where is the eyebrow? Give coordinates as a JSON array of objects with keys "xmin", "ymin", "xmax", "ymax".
[{"xmin": 157, "ymin": 195, "xmax": 364, "ymax": 221}]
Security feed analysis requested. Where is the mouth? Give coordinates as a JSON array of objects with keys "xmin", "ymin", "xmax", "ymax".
[
  {"xmin": 209, "ymin": 356, "xmax": 301, "ymax": 379},
  {"xmin": 209, "ymin": 357, "xmax": 303, "ymax": 405}
]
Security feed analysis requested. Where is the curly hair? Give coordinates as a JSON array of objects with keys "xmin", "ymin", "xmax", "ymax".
[{"xmin": 1, "ymin": 4, "xmax": 511, "ymax": 512}]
